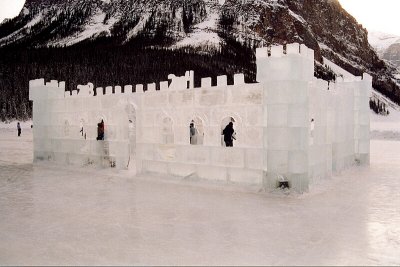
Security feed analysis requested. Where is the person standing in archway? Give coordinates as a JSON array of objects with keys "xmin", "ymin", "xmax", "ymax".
[
  {"xmin": 97, "ymin": 120, "xmax": 104, "ymax": 140},
  {"xmin": 190, "ymin": 122, "xmax": 197, "ymax": 145},
  {"xmin": 222, "ymin": 122, "xmax": 235, "ymax": 147}
]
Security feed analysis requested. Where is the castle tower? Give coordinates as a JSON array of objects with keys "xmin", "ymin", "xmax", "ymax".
[
  {"xmin": 29, "ymin": 79, "xmax": 65, "ymax": 161},
  {"xmin": 256, "ymin": 43, "xmax": 315, "ymax": 192}
]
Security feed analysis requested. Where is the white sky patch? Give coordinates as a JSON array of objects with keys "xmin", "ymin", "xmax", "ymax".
[
  {"xmin": 338, "ymin": 0, "xmax": 400, "ymax": 36},
  {"xmin": 0, "ymin": 0, "xmax": 25, "ymax": 23},
  {"xmin": 174, "ymin": 12, "xmax": 222, "ymax": 48},
  {"xmin": 50, "ymin": 9, "xmax": 117, "ymax": 46}
]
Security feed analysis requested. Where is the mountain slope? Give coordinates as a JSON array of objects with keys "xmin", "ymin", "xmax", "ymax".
[
  {"xmin": 383, "ymin": 44, "xmax": 400, "ymax": 69},
  {"xmin": 369, "ymin": 31, "xmax": 400, "ymax": 53},
  {"xmin": 369, "ymin": 31, "xmax": 400, "ymax": 69},
  {"xmin": 0, "ymin": 0, "xmax": 400, "ymax": 120}
]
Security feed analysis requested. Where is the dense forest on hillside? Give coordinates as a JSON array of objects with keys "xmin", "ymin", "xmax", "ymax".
[
  {"xmin": 0, "ymin": 33, "xmax": 345, "ymax": 122},
  {"xmin": 0, "ymin": 37, "xmax": 257, "ymax": 121}
]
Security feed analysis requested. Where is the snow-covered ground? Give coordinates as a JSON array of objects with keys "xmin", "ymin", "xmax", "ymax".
[
  {"xmin": 370, "ymin": 105, "xmax": 400, "ymax": 140},
  {"xmin": 0, "ymin": 120, "xmax": 32, "ymax": 130},
  {"xmin": 0, "ymin": 115, "xmax": 400, "ymax": 265}
]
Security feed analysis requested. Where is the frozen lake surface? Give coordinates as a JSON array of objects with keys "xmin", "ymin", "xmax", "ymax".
[{"xmin": 0, "ymin": 127, "xmax": 399, "ymax": 265}]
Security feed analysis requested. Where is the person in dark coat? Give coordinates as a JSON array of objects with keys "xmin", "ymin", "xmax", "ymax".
[
  {"xmin": 17, "ymin": 122, "xmax": 21, "ymax": 137},
  {"xmin": 97, "ymin": 120, "xmax": 104, "ymax": 140},
  {"xmin": 222, "ymin": 122, "xmax": 235, "ymax": 147},
  {"xmin": 189, "ymin": 123, "xmax": 195, "ymax": 144}
]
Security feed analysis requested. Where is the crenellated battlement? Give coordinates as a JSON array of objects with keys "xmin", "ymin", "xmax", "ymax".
[
  {"xmin": 29, "ymin": 70, "xmax": 250, "ymax": 100},
  {"xmin": 256, "ymin": 43, "xmax": 314, "ymax": 60},
  {"xmin": 28, "ymin": 43, "xmax": 372, "ymax": 193},
  {"xmin": 29, "ymin": 43, "xmax": 369, "ymax": 103},
  {"xmin": 256, "ymin": 43, "xmax": 315, "ymax": 83},
  {"xmin": 29, "ymin": 78, "xmax": 66, "ymax": 101}
]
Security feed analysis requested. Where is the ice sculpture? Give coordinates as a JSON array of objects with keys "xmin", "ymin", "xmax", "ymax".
[{"xmin": 29, "ymin": 43, "xmax": 371, "ymax": 193}]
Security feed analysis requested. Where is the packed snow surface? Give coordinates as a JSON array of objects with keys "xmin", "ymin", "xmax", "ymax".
[
  {"xmin": 0, "ymin": 114, "xmax": 399, "ymax": 265},
  {"xmin": 370, "ymin": 102, "xmax": 400, "ymax": 140}
]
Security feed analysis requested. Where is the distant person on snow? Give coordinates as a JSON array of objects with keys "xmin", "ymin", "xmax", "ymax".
[
  {"xmin": 222, "ymin": 122, "xmax": 235, "ymax": 147},
  {"xmin": 17, "ymin": 122, "xmax": 21, "ymax": 137}
]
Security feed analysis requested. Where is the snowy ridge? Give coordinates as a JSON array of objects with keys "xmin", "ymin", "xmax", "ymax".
[
  {"xmin": 125, "ymin": 13, "xmax": 151, "ymax": 43},
  {"xmin": 322, "ymin": 56, "xmax": 355, "ymax": 80},
  {"xmin": 288, "ymin": 9, "xmax": 306, "ymax": 24},
  {"xmin": 49, "ymin": 9, "xmax": 117, "ymax": 46},
  {"xmin": 319, "ymin": 42, "xmax": 363, "ymax": 71},
  {"xmin": 0, "ymin": 0, "xmax": 399, "ymax": 111},
  {"xmin": 174, "ymin": 12, "xmax": 222, "ymax": 48},
  {"xmin": 0, "ymin": 12, "xmax": 43, "ymax": 44},
  {"xmin": 371, "ymin": 89, "xmax": 400, "ymax": 112},
  {"xmin": 369, "ymin": 31, "xmax": 400, "ymax": 53}
]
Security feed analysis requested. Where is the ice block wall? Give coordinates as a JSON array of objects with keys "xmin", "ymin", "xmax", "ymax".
[
  {"xmin": 330, "ymin": 81, "xmax": 356, "ymax": 172},
  {"xmin": 29, "ymin": 43, "xmax": 371, "ymax": 193},
  {"xmin": 308, "ymin": 78, "xmax": 331, "ymax": 184},
  {"xmin": 257, "ymin": 43, "xmax": 314, "ymax": 192},
  {"xmin": 29, "ymin": 79, "xmax": 65, "ymax": 162},
  {"xmin": 256, "ymin": 43, "xmax": 371, "ymax": 192},
  {"xmin": 136, "ymin": 72, "xmax": 265, "ymax": 185},
  {"xmin": 355, "ymin": 74, "xmax": 371, "ymax": 164},
  {"xmin": 29, "ymin": 80, "xmax": 132, "ymax": 169}
]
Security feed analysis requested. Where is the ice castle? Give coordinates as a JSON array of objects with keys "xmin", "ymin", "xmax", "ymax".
[{"xmin": 29, "ymin": 43, "xmax": 371, "ymax": 193}]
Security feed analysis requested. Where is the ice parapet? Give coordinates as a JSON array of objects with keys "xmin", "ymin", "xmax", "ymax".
[{"xmin": 28, "ymin": 43, "xmax": 371, "ymax": 193}]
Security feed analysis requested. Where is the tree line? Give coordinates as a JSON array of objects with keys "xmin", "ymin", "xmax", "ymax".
[
  {"xmin": 370, "ymin": 98, "xmax": 389, "ymax": 116},
  {"xmin": 0, "ymin": 36, "xmax": 256, "ymax": 121}
]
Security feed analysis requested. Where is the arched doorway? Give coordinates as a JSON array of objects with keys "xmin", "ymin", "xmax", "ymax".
[
  {"xmin": 96, "ymin": 118, "xmax": 105, "ymax": 141},
  {"xmin": 221, "ymin": 117, "xmax": 236, "ymax": 147},
  {"xmin": 189, "ymin": 117, "xmax": 204, "ymax": 145}
]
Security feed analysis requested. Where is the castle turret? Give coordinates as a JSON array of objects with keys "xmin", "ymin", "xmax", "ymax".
[
  {"xmin": 29, "ymin": 79, "xmax": 66, "ymax": 161},
  {"xmin": 257, "ymin": 43, "xmax": 314, "ymax": 192}
]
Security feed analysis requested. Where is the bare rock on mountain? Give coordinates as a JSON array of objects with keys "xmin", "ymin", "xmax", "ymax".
[{"xmin": 0, "ymin": 0, "xmax": 399, "ymax": 103}]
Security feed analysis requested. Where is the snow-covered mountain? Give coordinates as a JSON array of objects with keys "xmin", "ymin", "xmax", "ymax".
[
  {"xmin": 0, "ymin": 0, "xmax": 400, "ymax": 118},
  {"xmin": 0, "ymin": 0, "xmax": 222, "ymax": 47},
  {"xmin": 0, "ymin": 0, "xmax": 395, "ymax": 72},
  {"xmin": 369, "ymin": 31, "xmax": 400, "ymax": 53},
  {"xmin": 369, "ymin": 31, "xmax": 400, "ymax": 69}
]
